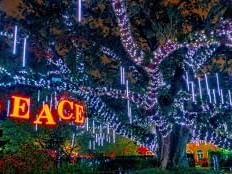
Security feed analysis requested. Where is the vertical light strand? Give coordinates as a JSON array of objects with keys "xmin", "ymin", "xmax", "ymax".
[
  {"xmin": 35, "ymin": 90, "xmax": 40, "ymax": 131},
  {"xmin": 126, "ymin": 79, "xmax": 129, "ymax": 97},
  {"xmin": 221, "ymin": 89, "xmax": 224, "ymax": 104},
  {"xmin": 122, "ymin": 67, "xmax": 125, "ymax": 85},
  {"xmin": 7, "ymin": 100, "xmax": 10, "ymax": 117},
  {"xmin": 107, "ymin": 124, "xmax": 110, "ymax": 134},
  {"xmin": 49, "ymin": 93, "xmax": 53, "ymax": 110},
  {"xmin": 216, "ymin": 73, "xmax": 220, "ymax": 96},
  {"xmin": 92, "ymin": 120, "xmax": 95, "ymax": 134},
  {"xmin": 198, "ymin": 78, "xmax": 203, "ymax": 100},
  {"xmin": 97, "ymin": 134, "xmax": 100, "ymax": 146},
  {"xmin": 113, "ymin": 129, "xmax": 116, "ymax": 143},
  {"xmin": 204, "ymin": 74, "xmax": 209, "ymax": 94},
  {"xmin": 101, "ymin": 134, "xmax": 104, "ymax": 146},
  {"xmin": 120, "ymin": 66, "xmax": 123, "ymax": 84},
  {"xmin": 95, "ymin": 134, "xmax": 98, "ymax": 145},
  {"xmin": 100, "ymin": 124, "xmax": 102, "ymax": 138},
  {"xmin": 93, "ymin": 140, "xmax": 95, "ymax": 150},
  {"xmin": 106, "ymin": 135, "xmax": 109, "ymax": 143},
  {"xmin": 88, "ymin": 140, "xmax": 92, "ymax": 150},
  {"xmin": 213, "ymin": 89, "xmax": 216, "ymax": 104},
  {"xmin": 54, "ymin": 91, "xmax": 58, "ymax": 107},
  {"xmin": 78, "ymin": 0, "xmax": 82, "ymax": 22},
  {"xmin": 229, "ymin": 90, "xmax": 232, "ymax": 106},
  {"xmin": 204, "ymin": 74, "xmax": 211, "ymax": 103},
  {"xmin": 22, "ymin": 37, "xmax": 27, "ymax": 67},
  {"xmin": 35, "ymin": 121, "xmax": 38, "ymax": 132},
  {"xmin": 129, "ymin": 106, "xmax": 132, "ymax": 124},
  {"xmin": 13, "ymin": 26, "xmax": 18, "ymax": 55},
  {"xmin": 86, "ymin": 117, "xmax": 89, "ymax": 131},
  {"xmin": 36, "ymin": 101, "xmax": 44, "ymax": 131},
  {"xmin": 190, "ymin": 82, "xmax": 195, "ymax": 102},
  {"xmin": 37, "ymin": 90, "xmax": 40, "ymax": 103},
  {"xmin": 186, "ymin": 72, "xmax": 190, "ymax": 91},
  {"xmin": 209, "ymin": 89, "xmax": 212, "ymax": 104},
  {"xmin": 71, "ymin": 133, "xmax": 75, "ymax": 147},
  {"xmin": 126, "ymin": 80, "xmax": 131, "ymax": 123}
]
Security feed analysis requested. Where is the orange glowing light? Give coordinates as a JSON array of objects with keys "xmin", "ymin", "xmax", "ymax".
[
  {"xmin": 33, "ymin": 104, "xmax": 56, "ymax": 126},
  {"xmin": 74, "ymin": 103, "xmax": 85, "ymax": 125},
  {"xmin": 57, "ymin": 99, "xmax": 74, "ymax": 121},
  {"xmin": 10, "ymin": 95, "xmax": 30, "ymax": 120},
  {"xmin": 8, "ymin": 95, "xmax": 86, "ymax": 127}
]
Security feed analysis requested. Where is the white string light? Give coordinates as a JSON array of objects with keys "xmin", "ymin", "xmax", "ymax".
[
  {"xmin": 186, "ymin": 72, "xmax": 190, "ymax": 91},
  {"xmin": 13, "ymin": 26, "xmax": 18, "ymax": 55},
  {"xmin": 198, "ymin": 78, "xmax": 203, "ymax": 100},
  {"xmin": 213, "ymin": 89, "xmax": 216, "ymax": 104},
  {"xmin": 7, "ymin": 100, "xmax": 10, "ymax": 117},
  {"xmin": 229, "ymin": 90, "xmax": 232, "ymax": 106},
  {"xmin": 22, "ymin": 37, "xmax": 27, "ymax": 68},
  {"xmin": 216, "ymin": 73, "xmax": 221, "ymax": 96},
  {"xmin": 78, "ymin": 0, "xmax": 82, "ymax": 22}
]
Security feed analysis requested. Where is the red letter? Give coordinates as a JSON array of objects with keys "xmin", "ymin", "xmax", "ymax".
[
  {"xmin": 57, "ymin": 100, "xmax": 74, "ymax": 121},
  {"xmin": 10, "ymin": 96, "xmax": 30, "ymax": 120},
  {"xmin": 34, "ymin": 104, "xmax": 56, "ymax": 126},
  {"xmin": 74, "ymin": 103, "xmax": 85, "ymax": 125}
]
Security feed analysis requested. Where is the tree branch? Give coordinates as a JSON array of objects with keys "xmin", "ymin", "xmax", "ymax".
[
  {"xmin": 111, "ymin": 0, "xmax": 144, "ymax": 65},
  {"xmin": 79, "ymin": 86, "xmax": 145, "ymax": 107}
]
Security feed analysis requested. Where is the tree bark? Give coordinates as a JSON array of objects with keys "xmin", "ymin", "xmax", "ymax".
[{"xmin": 158, "ymin": 124, "xmax": 190, "ymax": 169}]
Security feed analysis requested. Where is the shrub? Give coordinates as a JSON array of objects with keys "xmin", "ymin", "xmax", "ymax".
[{"xmin": 0, "ymin": 144, "xmax": 55, "ymax": 174}]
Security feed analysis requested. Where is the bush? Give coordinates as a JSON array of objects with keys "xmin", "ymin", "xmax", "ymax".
[
  {"xmin": 0, "ymin": 154, "xmax": 27, "ymax": 173},
  {"xmin": 0, "ymin": 144, "xmax": 55, "ymax": 174}
]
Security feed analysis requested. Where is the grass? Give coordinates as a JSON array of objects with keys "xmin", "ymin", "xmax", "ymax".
[
  {"xmin": 134, "ymin": 168, "xmax": 223, "ymax": 174},
  {"xmin": 48, "ymin": 166, "xmax": 225, "ymax": 174}
]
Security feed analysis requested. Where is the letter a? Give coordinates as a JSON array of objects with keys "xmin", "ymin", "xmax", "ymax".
[{"xmin": 34, "ymin": 104, "xmax": 56, "ymax": 126}]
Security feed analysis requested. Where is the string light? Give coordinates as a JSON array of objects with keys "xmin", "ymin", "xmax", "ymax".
[
  {"xmin": 198, "ymin": 78, "xmax": 203, "ymax": 100},
  {"xmin": 13, "ymin": 26, "xmax": 18, "ymax": 55},
  {"xmin": 216, "ymin": 73, "xmax": 221, "ymax": 96},
  {"xmin": 1, "ymin": 15, "xmax": 232, "ymax": 152},
  {"xmin": 7, "ymin": 100, "xmax": 10, "ymax": 117},
  {"xmin": 22, "ymin": 37, "xmax": 27, "ymax": 67},
  {"xmin": 111, "ymin": 0, "xmax": 144, "ymax": 65},
  {"xmin": 78, "ymin": 0, "xmax": 82, "ymax": 22}
]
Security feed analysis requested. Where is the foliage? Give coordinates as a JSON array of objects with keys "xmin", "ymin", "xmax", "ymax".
[
  {"xmin": 96, "ymin": 137, "xmax": 139, "ymax": 156},
  {"xmin": 0, "ymin": 120, "xmax": 36, "ymax": 153},
  {"xmin": 0, "ymin": 0, "xmax": 231, "ymax": 170},
  {"xmin": 0, "ymin": 143, "xmax": 54, "ymax": 174}
]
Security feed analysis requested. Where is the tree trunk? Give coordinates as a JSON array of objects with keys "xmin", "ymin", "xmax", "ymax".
[{"xmin": 158, "ymin": 124, "xmax": 190, "ymax": 169}]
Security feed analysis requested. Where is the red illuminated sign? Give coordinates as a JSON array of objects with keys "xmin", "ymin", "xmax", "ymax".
[{"xmin": 8, "ymin": 95, "xmax": 85, "ymax": 127}]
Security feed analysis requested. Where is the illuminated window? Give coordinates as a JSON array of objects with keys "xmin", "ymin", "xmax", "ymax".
[{"xmin": 197, "ymin": 150, "xmax": 203, "ymax": 160}]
